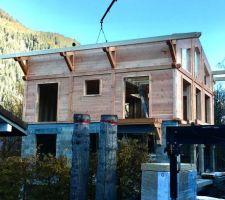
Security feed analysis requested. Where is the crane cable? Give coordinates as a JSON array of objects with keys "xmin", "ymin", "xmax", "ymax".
[
  {"xmin": 96, "ymin": 0, "xmax": 117, "ymax": 43},
  {"xmin": 96, "ymin": 23, "xmax": 108, "ymax": 44}
]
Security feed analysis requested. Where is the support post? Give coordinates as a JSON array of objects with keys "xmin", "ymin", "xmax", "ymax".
[
  {"xmin": 169, "ymin": 144, "xmax": 179, "ymax": 200},
  {"xmin": 155, "ymin": 121, "xmax": 178, "ymax": 163},
  {"xmin": 210, "ymin": 145, "xmax": 216, "ymax": 172},
  {"xmin": 96, "ymin": 115, "xmax": 118, "ymax": 200},
  {"xmin": 190, "ymin": 144, "xmax": 197, "ymax": 165},
  {"xmin": 198, "ymin": 144, "xmax": 205, "ymax": 174},
  {"xmin": 70, "ymin": 114, "xmax": 90, "ymax": 200}
]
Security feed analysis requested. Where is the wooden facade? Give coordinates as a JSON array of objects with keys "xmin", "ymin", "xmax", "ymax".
[{"xmin": 0, "ymin": 32, "xmax": 214, "ymax": 125}]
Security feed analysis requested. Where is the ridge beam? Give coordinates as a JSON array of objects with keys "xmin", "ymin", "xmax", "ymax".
[
  {"xmin": 60, "ymin": 52, "xmax": 75, "ymax": 71},
  {"xmin": 103, "ymin": 47, "xmax": 116, "ymax": 69},
  {"xmin": 166, "ymin": 40, "xmax": 180, "ymax": 68},
  {"xmin": 14, "ymin": 56, "xmax": 29, "ymax": 77}
]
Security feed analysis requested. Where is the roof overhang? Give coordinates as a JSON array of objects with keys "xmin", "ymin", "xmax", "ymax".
[
  {"xmin": 0, "ymin": 32, "xmax": 201, "ymax": 60},
  {"xmin": 0, "ymin": 106, "xmax": 27, "ymax": 136}
]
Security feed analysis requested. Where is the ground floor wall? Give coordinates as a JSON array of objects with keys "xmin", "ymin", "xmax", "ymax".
[
  {"xmin": 21, "ymin": 121, "xmax": 177, "ymax": 162},
  {"xmin": 21, "ymin": 121, "xmax": 216, "ymax": 174},
  {"xmin": 21, "ymin": 123, "xmax": 74, "ymax": 160}
]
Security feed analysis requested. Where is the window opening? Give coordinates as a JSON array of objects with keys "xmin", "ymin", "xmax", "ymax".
[
  {"xmin": 194, "ymin": 48, "xmax": 200, "ymax": 78},
  {"xmin": 181, "ymin": 48, "xmax": 191, "ymax": 72},
  {"xmin": 183, "ymin": 80, "xmax": 191, "ymax": 121},
  {"xmin": 38, "ymin": 83, "xmax": 58, "ymax": 122},
  {"xmin": 36, "ymin": 134, "xmax": 56, "ymax": 158},
  {"xmin": 85, "ymin": 80, "xmax": 100, "ymax": 95},
  {"xmin": 196, "ymin": 88, "xmax": 201, "ymax": 120},
  {"xmin": 204, "ymin": 65, "xmax": 210, "ymax": 87},
  {"xmin": 125, "ymin": 76, "xmax": 149, "ymax": 118},
  {"xmin": 205, "ymin": 94, "xmax": 211, "ymax": 123}
]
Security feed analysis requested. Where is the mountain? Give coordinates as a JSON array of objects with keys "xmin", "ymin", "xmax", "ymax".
[{"xmin": 0, "ymin": 9, "xmax": 79, "ymax": 117}]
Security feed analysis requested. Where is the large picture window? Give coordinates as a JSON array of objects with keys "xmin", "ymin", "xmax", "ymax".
[{"xmin": 124, "ymin": 76, "xmax": 149, "ymax": 118}]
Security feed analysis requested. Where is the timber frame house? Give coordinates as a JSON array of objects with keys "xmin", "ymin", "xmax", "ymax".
[{"xmin": 0, "ymin": 32, "xmax": 215, "ymax": 171}]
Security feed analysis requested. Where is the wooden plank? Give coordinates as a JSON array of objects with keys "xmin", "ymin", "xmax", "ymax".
[
  {"xmin": 214, "ymin": 77, "xmax": 225, "ymax": 81},
  {"xmin": 173, "ymin": 69, "xmax": 178, "ymax": 118},
  {"xmin": 118, "ymin": 118, "xmax": 162, "ymax": 125},
  {"xmin": 151, "ymin": 70, "xmax": 174, "ymax": 118},
  {"xmin": 212, "ymin": 70, "xmax": 225, "ymax": 75},
  {"xmin": 27, "ymin": 65, "xmax": 173, "ymax": 81}
]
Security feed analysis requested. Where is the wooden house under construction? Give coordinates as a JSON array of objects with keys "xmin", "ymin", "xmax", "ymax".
[{"xmin": 0, "ymin": 32, "xmax": 214, "ymax": 171}]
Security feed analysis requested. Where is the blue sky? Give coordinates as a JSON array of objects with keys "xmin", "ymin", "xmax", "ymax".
[{"xmin": 1, "ymin": 0, "xmax": 225, "ymax": 68}]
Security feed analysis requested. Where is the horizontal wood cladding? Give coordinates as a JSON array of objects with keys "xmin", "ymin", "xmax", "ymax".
[
  {"xmin": 73, "ymin": 74, "xmax": 113, "ymax": 121},
  {"xmin": 29, "ymin": 55, "xmax": 69, "ymax": 76},
  {"xmin": 23, "ymin": 68, "xmax": 175, "ymax": 122},
  {"xmin": 26, "ymin": 42, "xmax": 172, "ymax": 78},
  {"xmin": 116, "ymin": 42, "xmax": 171, "ymax": 69},
  {"xmin": 22, "ymin": 38, "xmax": 214, "ymax": 123},
  {"xmin": 24, "ymin": 78, "xmax": 70, "ymax": 123},
  {"xmin": 23, "ymin": 66, "xmax": 213, "ymax": 123},
  {"xmin": 151, "ymin": 69, "xmax": 174, "ymax": 119}
]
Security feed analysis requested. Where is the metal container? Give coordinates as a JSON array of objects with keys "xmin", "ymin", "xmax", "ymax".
[{"xmin": 141, "ymin": 163, "xmax": 197, "ymax": 200}]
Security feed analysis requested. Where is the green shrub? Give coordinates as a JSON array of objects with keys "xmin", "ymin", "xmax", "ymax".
[
  {"xmin": 0, "ymin": 156, "xmax": 70, "ymax": 200},
  {"xmin": 117, "ymin": 138, "xmax": 149, "ymax": 200},
  {"xmin": 0, "ymin": 138, "xmax": 149, "ymax": 200}
]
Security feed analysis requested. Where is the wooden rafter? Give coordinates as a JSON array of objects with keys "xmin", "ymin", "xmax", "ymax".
[
  {"xmin": 166, "ymin": 40, "xmax": 180, "ymax": 68},
  {"xmin": 60, "ymin": 52, "xmax": 75, "ymax": 71},
  {"xmin": 103, "ymin": 47, "xmax": 116, "ymax": 69},
  {"xmin": 212, "ymin": 70, "xmax": 225, "ymax": 75},
  {"xmin": 14, "ymin": 57, "xmax": 29, "ymax": 77}
]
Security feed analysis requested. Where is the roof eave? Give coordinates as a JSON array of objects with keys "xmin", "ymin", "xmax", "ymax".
[{"xmin": 0, "ymin": 32, "xmax": 201, "ymax": 59}]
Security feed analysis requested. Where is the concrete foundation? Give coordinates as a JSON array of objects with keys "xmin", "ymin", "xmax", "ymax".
[{"xmin": 141, "ymin": 163, "xmax": 197, "ymax": 200}]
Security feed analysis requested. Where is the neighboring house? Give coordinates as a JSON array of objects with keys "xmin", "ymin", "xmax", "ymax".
[
  {"xmin": 0, "ymin": 105, "xmax": 26, "ymax": 156},
  {"xmin": 0, "ymin": 32, "xmax": 214, "ymax": 172},
  {"xmin": 0, "ymin": 105, "xmax": 26, "ymax": 136}
]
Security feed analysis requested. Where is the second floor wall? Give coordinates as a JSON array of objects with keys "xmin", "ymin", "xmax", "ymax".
[{"xmin": 1, "ymin": 33, "xmax": 213, "ymax": 124}]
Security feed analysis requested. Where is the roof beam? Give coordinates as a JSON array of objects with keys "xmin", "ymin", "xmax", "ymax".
[
  {"xmin": 60, "ymin": 52, "xmax": 75, "ymax": 71},
  {"xmin": 103, "ymin": 47, "xmax": 116, "ymax": 69},
  {"xmin": 212, "ymin": 70, "xmax": 225, "ymax": 75},
  {"xmin": 0, "ymin": 32, "xmax": 201, "ymax": 60},
  {"xmin": 166, "ymin": 40, "xmax": 181, "ymax": 68},
  {"xmin": 214, "ymin": 77, "xmax": 225, "ymax": 82},
  {"xmin": 14, "ymin": 57, "xmax": 29, "ymax": 78}
]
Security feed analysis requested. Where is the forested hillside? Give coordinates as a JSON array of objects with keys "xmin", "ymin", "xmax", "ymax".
[{"xmin": 0, "ymin": 8, "xmax": 78, "ymax": 117}]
